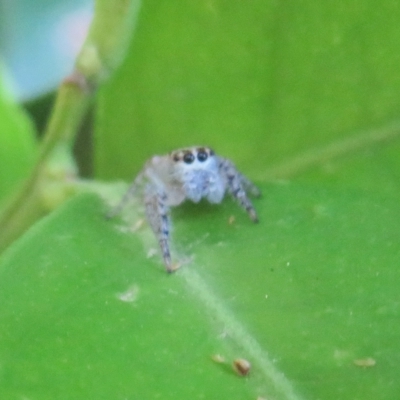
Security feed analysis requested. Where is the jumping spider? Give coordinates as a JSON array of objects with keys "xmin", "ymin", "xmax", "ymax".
[{"xmin": 108, "ymin": 146, "xmax": 260, "ymax": 272}]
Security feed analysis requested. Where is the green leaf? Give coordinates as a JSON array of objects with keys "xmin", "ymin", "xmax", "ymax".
[
  {"xmin": 0, "ymin": 187, "xmax": 399, "ymax": 399},
  {"xmin": 95, "ymin": 0, "xmax": 400, "ymax": 196},
  {"xmin": 0, "ymin": 71, "xmax": 37, "ymax": 202}
]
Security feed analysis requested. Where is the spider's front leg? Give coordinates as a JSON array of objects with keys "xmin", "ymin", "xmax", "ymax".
[
  {"xmin": 106, "ymin": 169, "xmax": 145, "ymax": 219},
  {"xmin": 239, "ymin": 173, "xmax": 262, "ymax": 198},
  {"xmin": 144, "ymin": 186, "xmax": 174, "ymax": 272},
  {"xmin": 219, "ymin": 158, "xmax": 260, "ymax": 223}
]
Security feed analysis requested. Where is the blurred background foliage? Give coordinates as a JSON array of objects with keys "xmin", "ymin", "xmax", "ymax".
[
  {"xmin": 95, "ymin": 0, "xmax": 400, "ymax": 196},
  {"xmin": 1, "ymin": 0, "xmax": 400, "ymax": 193}
]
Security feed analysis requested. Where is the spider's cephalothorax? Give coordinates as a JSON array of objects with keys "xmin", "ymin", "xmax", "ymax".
[{"xmin": 108, "ymin": 146, "xmax": 261, "ymax": 272}]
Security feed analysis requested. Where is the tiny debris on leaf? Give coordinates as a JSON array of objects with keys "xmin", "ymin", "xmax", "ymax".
[
  {"xmin": 228, "ymin": 215, "xmax": 236, "ymax": 225},
  {"xmin": 233, "ymin": 358, "xmax": 251, "ymax": 376},
  {"xmin": 353, "ymin": 357, "xmax": 376, "ymax": 368},
  {"xmin": 116, "ymin": 284, "xmax": 139, "ymax": 302},
  {"xmin": 169, "ymin": 261, "xmax": 182, "ymax": 272},
  {"xmin": 211, "ymin": 354, "xmax": 226, "ymax": 364},
  {"xmin": 131, "ymin": 218, "xmax": 145, "ymax": 231},
  {"xmin": 146, "ymin": 248, "xmax": 158, "ymax": 258}
]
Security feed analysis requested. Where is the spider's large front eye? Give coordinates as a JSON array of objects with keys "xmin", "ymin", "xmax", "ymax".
[
  {"xmin": 183, "ymin": 152, "xmax": 195, "ymax": 164},
  {"xmin": 197, "ymin": 149, "xmax": 208, "ymax": 162}
]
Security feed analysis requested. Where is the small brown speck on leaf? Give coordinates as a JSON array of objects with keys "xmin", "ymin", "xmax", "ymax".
[{"xmin": 233, "ymin": 358, "xmax": 251, "ymax": 376}]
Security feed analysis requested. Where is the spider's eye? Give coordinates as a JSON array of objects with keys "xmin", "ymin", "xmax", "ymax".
[
  {"xmin": 197, "ymin": 149, "xmax": 208, "ymax": 162},
  {"xmin": 172, "ymin": 153, "xmax": 180, "ymax": 162},
  {"xmin": 183, "ymin": 152, "xmax": 195, "ymax": 164}
]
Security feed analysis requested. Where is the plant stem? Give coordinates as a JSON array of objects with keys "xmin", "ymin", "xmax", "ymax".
[{"xmin": 0, "ymin": 0, "xmax": 141, "ymax": 253}]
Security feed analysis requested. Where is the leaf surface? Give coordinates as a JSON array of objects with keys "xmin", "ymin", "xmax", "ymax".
[{"xmin": 0, "ymin": 187, "xmax": 398, "ymax": 399}]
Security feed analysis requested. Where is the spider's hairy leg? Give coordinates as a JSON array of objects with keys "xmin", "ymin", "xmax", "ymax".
[
  {"xmin": 106, "ymin": 169, "xmax": 145, "ymax": 219},
  {"xmin": 145, "ymin": 187, "xmax": 173, "ymax": 272},
  {"xmin": 240, "ymin": 174, "xmax": 262, "ymax": 198},
  {"xmin": 219, "ymin": 158, "xmax": 259, "ymax": 223}
]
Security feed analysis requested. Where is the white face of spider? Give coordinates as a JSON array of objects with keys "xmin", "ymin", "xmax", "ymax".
[
  {"xmin": 149, "ymin": 146, "xmax": 226, "ymax": 205},
  {"xmin": 170, "ymin": 146, "xmax": 226, "ymax": 204}
]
